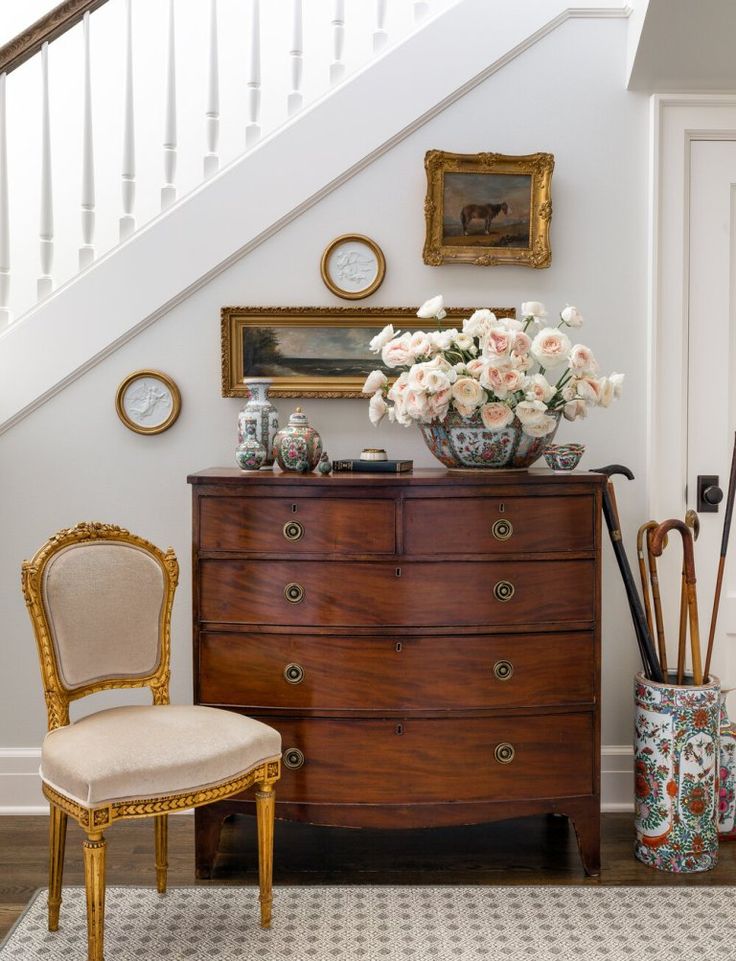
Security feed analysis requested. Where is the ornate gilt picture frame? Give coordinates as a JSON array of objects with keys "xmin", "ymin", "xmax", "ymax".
[
  {"xmin": 422, "ymin": 150, "xmax": 554, "ymax": 268},
  {"xmin": 221, "ymin": 306, "xmax": 514, "ymax": 398}
]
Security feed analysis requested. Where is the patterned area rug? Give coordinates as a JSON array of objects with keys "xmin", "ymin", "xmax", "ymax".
[{"xmin": 2, "ymin": 885, "xmax": 735, "ymax": 960}]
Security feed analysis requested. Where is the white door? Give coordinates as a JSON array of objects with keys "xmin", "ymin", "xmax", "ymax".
[{"xmin": 687, "ymin": 139, "xmax": 736, "ymax": 687}]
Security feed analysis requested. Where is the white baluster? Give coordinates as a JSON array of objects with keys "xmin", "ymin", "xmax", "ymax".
[
  {"xmin": 38, "ymin": 43, "xmax": 53, "ymax": 300},
  {"xmin": 287, "ymin": 0, "xmax": 303, "ymax": 116},
  {"xmin": 161, "ymin": 0, "xmax": 176, "ymax": 208},
  {"xmin": 79, "ymin": 11, "xmax": 95, "ymax": 269},
  {"xmin": 0, "ymin": 73, "xmax": 10, "ymax": 325},
  {"xmin": 245, "ymin": 0, "xmax": 261, "ymax": 147},
  {"xmin": 329, "ymin": 0, "xmax": 345, "ymax": 85},
  {"xmin": 204, "ymin": 0, "xmax": 219, "ymax": 177},
  {"xmin": 373, "ymin": 0, "xmax": 388, "ymax": 52},
  {"xmin": 413, "ymin": 1, "xmax": 429, "ymax": 21},
  {"xmin": 120, "ymin": 0, "xmax": 135, "ymax": 240}
]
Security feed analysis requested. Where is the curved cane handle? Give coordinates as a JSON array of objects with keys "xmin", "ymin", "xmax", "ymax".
[{"xmin": 650, "ymin": 518, "xmax": 696, "ymax": 584}]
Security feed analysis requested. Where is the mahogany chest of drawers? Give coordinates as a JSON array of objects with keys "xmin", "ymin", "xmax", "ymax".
[{"xmin": 188, "ymin": 468, "xmax": 605, "ymax": 876}]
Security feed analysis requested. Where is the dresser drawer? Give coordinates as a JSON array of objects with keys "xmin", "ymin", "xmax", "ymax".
[
  {"xmin": 247, "ymin": 714, "xmax": 593, "ymax": 803},
  {"xmin": 199, "ymin": 631, "xmax": 595, "ymax": 710},
  {"xmin": 198, "ymin": 559, "xmax": 595, "ymax": 627},
  {"xmin": 199, "ymin": 496, "xmax": 395, "ymax": 553},
  {"xmin": 404, "ymin": 495, "xmax": 595, "ymax": 554}
]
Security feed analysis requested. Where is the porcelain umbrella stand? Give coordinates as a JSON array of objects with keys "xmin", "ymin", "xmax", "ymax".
[{"xmin": 634, "ymin": 672, "xmax": 720, "ymax": 873}]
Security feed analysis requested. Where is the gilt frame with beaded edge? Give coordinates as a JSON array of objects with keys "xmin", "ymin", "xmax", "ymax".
[
  {"xmin": 422, "ymin": 150, "xmax": 554, "ymax": 268},
  {"xmin": 221, "ymin": 306, "xmax": 515, "ymax": 399}
]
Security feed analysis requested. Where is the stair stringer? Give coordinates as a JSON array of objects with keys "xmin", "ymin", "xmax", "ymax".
[{"xmin": 0, "ymin": 0, "xmax": 629, "ymax": 435}]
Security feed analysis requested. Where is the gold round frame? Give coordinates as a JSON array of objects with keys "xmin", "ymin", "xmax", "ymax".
[
  {"xmin": 115, "ymin": 369, "xmax": 181, "ymax": 435},
  {"xmin": 320, "ymin": 234, "xmax": 386, "ymax": 300}
]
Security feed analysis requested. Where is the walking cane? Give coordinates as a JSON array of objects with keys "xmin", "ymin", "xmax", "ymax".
[
  {"xmin": 593, "ymin": 466, "xmax": 663, "ymax": 681},
  {"xmin": 704, "ymin": 432, "xmax": 736, "ymax": 682},
  {"xmin": 637, "ymin": 522, "xmax": 668, "ymax": 678},
  {"xmin": 676, "ymin": 510, "xmax": 700, "ymax": 684},
  {"xmin": 651, "ymin": 519, "xmax": 703, "ymax": 685}
]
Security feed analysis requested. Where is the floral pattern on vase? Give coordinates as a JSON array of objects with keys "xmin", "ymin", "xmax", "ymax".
[
  {"xmin": 419, "ymin": 410, "xmax": 561, "ymax": 470},
  {"xmin": 718, "ymin": 690, "xmax": 736, "ymax": 838},
  {"xmin": 273, "ymin": 408, "xmax": 323, "ymax": 473},
  {"xmin": 238, "ymin": 379, "xmax": 279, "ymax": 468},
  {"xmin": 634, "ymin": 673, "xmax": 720, "ymax": 873},
  {"xmin": 234, "ymin": 421, "xmax": 266, "ymax": 471}
]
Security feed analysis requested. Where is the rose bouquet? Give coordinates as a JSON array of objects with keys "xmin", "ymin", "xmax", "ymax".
[{"xmin": 362, "ymin": 295, "xmax": 623, "ymax": 470}]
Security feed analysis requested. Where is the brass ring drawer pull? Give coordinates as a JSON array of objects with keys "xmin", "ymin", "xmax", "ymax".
[
  {"xmin": 283, "ymin": 520, "xmax": 304, "ymax": 542},
  {"xmin": 284, "ymin": 582, "xmax": 305, "ymax": 603},
  {"xmin": 283, "ymin": 662, "xmax": 305, "ymax": 684},
  {"xmin": 494, "ymin": 742, "xmax": 515, "ymax": 765},
  {"xmin": 491, "ymin": 519, "xmax": 513, "ymax": 541},
  {"xmin": 493, "ymin": 659, "xmax": 514, "ymax": 681},
  {"xmin": 283, "ymin": 747, "xmax": 305, "ymax": 770},
  {"xmin": 493, "ymin": 580, "xmax": 515, "ymax": 602}
]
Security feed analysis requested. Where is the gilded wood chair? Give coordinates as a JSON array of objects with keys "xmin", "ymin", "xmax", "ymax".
[{"xmin": 21, "ymin": 522, "xmax": 281, "ymax": 961}]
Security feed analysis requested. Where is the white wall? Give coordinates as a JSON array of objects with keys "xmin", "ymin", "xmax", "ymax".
[{"xmin": 0, "ymin": 15, "xmax": 648, "ymax": 802}]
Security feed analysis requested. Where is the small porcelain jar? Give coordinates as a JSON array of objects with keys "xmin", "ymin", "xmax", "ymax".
[
  {"xmin": 235, "ymin": 421, "xmax": 266, "ymax": 471},
  {"xmin": 273, "ymin": 407, "xmax": 323, "ymax": 473}
]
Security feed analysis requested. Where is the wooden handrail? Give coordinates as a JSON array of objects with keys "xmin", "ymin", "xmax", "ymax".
[{"xmin": 0, "ymin": 0, "xmax": 111, "ymax": 75}]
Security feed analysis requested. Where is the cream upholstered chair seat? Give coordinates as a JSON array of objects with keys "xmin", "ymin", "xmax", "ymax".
[{"xmin": 42, "ymin": 705, "xmax": 281, "ymax": 807}]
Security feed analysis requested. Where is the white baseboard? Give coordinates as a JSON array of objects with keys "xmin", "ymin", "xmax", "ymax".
[{"xmin": 0, "ymin": 745, "xmax": 634, "ymax": 815}]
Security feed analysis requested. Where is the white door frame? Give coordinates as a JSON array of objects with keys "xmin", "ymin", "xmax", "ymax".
[{"xmin": 649, "ymin": 94, "xmax": 736, "ymax": 520}]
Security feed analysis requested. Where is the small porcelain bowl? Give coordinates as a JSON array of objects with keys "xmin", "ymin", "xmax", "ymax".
[{"xmin": 543, "ymin": 443, "xmax": 585, "ymax": 472}]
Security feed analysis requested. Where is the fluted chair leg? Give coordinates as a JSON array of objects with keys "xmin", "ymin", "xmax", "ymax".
[
  {"xmin": 83, "ymin": 832, "xmax": 106, "ymax": 961},
  {"xmin": 255, "ymin": 784, "xmax": 275, "ymax": 928},
  {"xmin": 48, "ymin": 804, "xmax": 67, "ymax": 931},
  {"xmin": 154, "ymin": 814, "xmax": 168, "ymax": 894}
]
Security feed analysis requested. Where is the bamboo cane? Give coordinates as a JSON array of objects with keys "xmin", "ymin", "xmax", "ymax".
[
  {"xmin": 704, "ymin": 432, "xmax": 736, "ymax": 682},
  {"xmin": 651, "ymin": 519, "xmax": 702, "ymax": 685},
  {"xmin": 646, "ymin": 528, "xmax": 668, "ymax": 680}
]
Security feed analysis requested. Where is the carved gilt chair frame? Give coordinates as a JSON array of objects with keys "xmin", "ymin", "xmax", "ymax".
[{"xmin": 22, "ymin": 521, "xmax": 280, "ymax": 961}]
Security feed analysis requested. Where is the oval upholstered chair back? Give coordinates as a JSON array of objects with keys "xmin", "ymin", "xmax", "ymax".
[{"xmin": 22, "ymin": 522, "xmax": 179, "ymax": 730}]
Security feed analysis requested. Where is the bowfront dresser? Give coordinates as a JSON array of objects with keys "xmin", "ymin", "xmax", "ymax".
[{"xmin": 188, "ymin": 468, "xmax": 605, "ymax": 876}]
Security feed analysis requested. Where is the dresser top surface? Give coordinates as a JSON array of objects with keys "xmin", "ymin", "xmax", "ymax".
[{"xmin": 188, "ymin": 467, "xmax": 606, "ymax": 488}]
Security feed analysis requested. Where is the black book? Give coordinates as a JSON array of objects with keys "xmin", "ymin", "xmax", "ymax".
[{"xmin": 331, "ymin": 459, "xmax": 413, "ymax": 473}]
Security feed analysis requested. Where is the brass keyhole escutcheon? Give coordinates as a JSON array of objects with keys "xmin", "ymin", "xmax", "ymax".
[
  {"xmin": 283, "ymin": 662, "xmax": 305, "ymax": 684},
  {"xmin": 493, "ymin": 580, "xmax": 515, "ymax": 602},
  {"xmin": 283, "ymin": 747, "xmax": 305, "ymax": 770},
  {"xmin": 491, "ymin": 519, "xmax": 513, "ymax": 542},
  {"xmin": 494, "ymin": 742, "xmax": 515, "ymax": 764},
  {"xmin": 493, "ymin": 660, "xmax": 513, "ymax": 681},
  {"xmin": 395, "ymin": 641, "xmax": 403, "ymax": 653},
  {"xmin": 395, "ymin": 723, "xmax": 404, "ymax": 736},
  {"xmin": 284, "ymin": 582, "xmax": 305, "ymax": 604},
  {"xmin": 283, "ymin": 521, "xmax": 304, "ymax": 542}
]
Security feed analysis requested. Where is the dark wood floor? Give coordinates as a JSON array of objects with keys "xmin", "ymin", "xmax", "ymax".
[{"xmin": 2, "ymin": 813, "xmax": 735, "ymax": 938}]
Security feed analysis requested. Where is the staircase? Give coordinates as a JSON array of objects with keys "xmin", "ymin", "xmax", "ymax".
[{"xmin": 0, "ymin": 0, "xmax": 630, "ymax": 433}]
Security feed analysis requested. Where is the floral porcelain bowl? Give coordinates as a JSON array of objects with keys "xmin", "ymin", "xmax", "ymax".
[{"xmin": 543, "ymin": 442, "xmax": 585, "ymax": 472}]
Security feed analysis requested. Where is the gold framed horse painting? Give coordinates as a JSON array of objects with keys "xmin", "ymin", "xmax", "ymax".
[{"xmin": 422, "ymin": 150, "xmax": 554, "ymax": 268}]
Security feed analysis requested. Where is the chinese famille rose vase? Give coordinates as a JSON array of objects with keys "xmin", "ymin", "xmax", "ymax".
[
  {"xmin": 238, "ymin": 379, "xmax": 279, "ymax": 468},
  {"xmin": 718, "ymin": 690, "xmax": 736, "ymax": 839},
  {"xmin": 419, "ymin": 409, "xmax": 561, "ymax": 470},
  {"xmin": 634, "ymin": 673, "xmax": 720, "ymax": 873},
  {"xmin": 273, "ymin": 408, "xmax": 323, "ymax": 473}
]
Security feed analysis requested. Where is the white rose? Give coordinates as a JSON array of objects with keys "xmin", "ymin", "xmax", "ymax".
[
  {"xmin": 481, "ymin": 402, "xmax": 514, "ymax": 430},
  {"xmin": 417, "ymin": 295, "xmax": 446, "ymax": 321},
  {"xmin": 526, "ymin": 373, "xmax": 555, "ymax": 403},
  {"xmin": 387, "ymin": 371, "xmax": 409, "ymax": 404},
  {"xmin": 598, "ymin": 377, "xmax": 615, "ymax": 408},
  {"xmin": 531, "ymin": 327, "xmax": 572, "ymax": 368},
  {"xmin": 512, "ymin": 331, "xmax": 532, "ymax": 356},
  {"xmin": 561, "ymin": 305, "xmax": 584, "ymax": 328},
  {"xmin": 575, "ymin": 376, "xmax": 603, "ymax": 404},
  {"xmin": 563, "ymin": 399, "xmax": 588, "ymax": 421},
  {"xmin": 484, "ymin": 327, "xmax": 514, "ymax": 358},
  {"xmin": 429, "ymin": 328, "xmax": 458, "ymax": 351},
  {"xmin": 362, "ymin": 370, "xmax": 387, "ymax": 394},
  {"xmin": 452, "ymin": 376, "xmax": 485, "ymax": 412},
  {"xmin": 405, "ymin": 388, "xmax": 430, "ymax": 421},
  {"xmin": 522, "ymin": 414, "xmax": 558, "ymax": 438},
  {"xmin": 453, "ymin": 362, "xmax": 467, "ymax": 374},
  {"xmin": 463, "ymin": 309, "xmax": 496, "ymax": 339},
  {"xmin": 368, "ymin": 391, "xmax": 387, "ymax": 425},
  {"xmin": 427, "ymin": 387, "xmax": 451, "ymax": 421},
  {"xmin": 369, "ymin": 324, "xmax": 396, "ymax": 353},
  {"xmin": 515, "ymin": 399, "xmax": 548, "ymax": 426},
  {"xmin": 408, "ymin": 330, "xmax": 434, "ymax": 359},
  {"xmin": 521, "ymin": 301, "xmax": 547, "ymax": 322},
  {"xmin": 453, "ymin": 332, "xmax": 475, "ymax": 352},
  {"xmin": 381, "ymin": 333, "xmax": 413, "ymax": 368},
  {"xmin": 393, "ymin": 398, "xmax": 413, "ymax": 426},
  {"xmin": 609, "ymin": 372, "xmax": 625, "ymax": 398},
  {"xmin": 465, "ymin": 357, "xmax": 487, "ymax": 378},
  {"xmin": 569, "ymin": 343, "xmax": 599, "ymax": 374}
]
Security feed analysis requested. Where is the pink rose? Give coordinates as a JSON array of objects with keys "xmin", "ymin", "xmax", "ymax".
[
  {"xmin": 569, "ymin": 344, "xmax": 599, "ymax": 374},
  {"xmin": 480, "ymin": 402, "xmax": 514, "ymax": 430},
  {"xmin": 512, "ymin": 331, "xmax": 532, "ymax": 355},
  {"xmin": 484, "ymin": 327, "xmax": 514, "ymax": 357},
  {"xmin": 381, "ymin": 333, "xmax": 413, "ymax": 369},
  {"xmin": 531, "ymin": 327, "xmax": 571, "ymax": 367}
]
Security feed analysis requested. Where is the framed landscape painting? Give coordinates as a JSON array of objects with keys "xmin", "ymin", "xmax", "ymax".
[
  {"xmin": 422, "ymin": 150, "xmax": 554, "ymax": 268},
  {"xmin": 221, "ymin": 306, "xmax": 514, "ymax": 398}
]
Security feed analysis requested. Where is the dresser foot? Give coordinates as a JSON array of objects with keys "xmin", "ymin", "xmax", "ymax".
[
  {"xmin": 566, "ymin": 800, "xmax": 601, "ymax": 876},
  {"xmin": 195, "ymin": 806, "xmax": 226, "ymax": 879}
]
